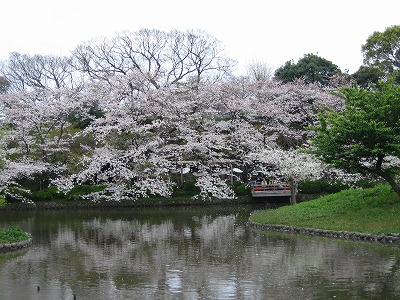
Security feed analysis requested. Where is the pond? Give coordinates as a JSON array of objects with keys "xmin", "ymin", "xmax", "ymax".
[{"xmin": 1, "ymin": 204, "xmax": 400, "ymax": 299}]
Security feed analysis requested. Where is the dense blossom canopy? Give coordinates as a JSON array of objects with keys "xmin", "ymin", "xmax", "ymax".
[{"xmin": 0, "ymin": 72, "xmax": 345, "ymax": 201}]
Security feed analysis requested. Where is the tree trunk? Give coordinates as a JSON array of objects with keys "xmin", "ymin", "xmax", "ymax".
[
  {"xmin": 375, "ymin": 154, "xmax": 400, "ymax": 198},
  {"xmin": 290, "ymin": 180, "xmax": 297, "ymax": 205},
  {"xmin": 376, "ymin": 169, "xmax": 400, "ymax": 198}
]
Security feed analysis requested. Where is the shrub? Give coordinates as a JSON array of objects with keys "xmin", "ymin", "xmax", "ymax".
[
  {"xmin": 5, "ymin": 184, "xmax": 107, "ymax": 202},
  {"xmin": 0, "ymin": 226, "xmax": 31, "ymax": 244},
  {"xmin": 171, "ymin": 178, "xmax": 200, "ymax": 197},
  {"xmin": 299, "ymin": 179, "xmax": 350, "ymax": 194},
  {"xmin": 5, "ymin": 187, "xmax": 33, "ymax": 203},
  {"xmin": 232, "ymin": 183, "xmax": 250, "ymax": 196},
  {"xmin": 31, "ymin": 186, "xmax": 66, "ymax": 202},
  {"xmin": 65, "ymin": 185, "xmax": 106, "ymax": 200}
]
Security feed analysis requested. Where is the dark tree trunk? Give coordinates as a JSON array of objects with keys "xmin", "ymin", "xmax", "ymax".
[
  {"xmin": 289, "ymin": 180, "xmax": 297, "ymax": 205},
  {"xmin": 375, "ymin": 154, "xmax": 400, "ymax": 198}
]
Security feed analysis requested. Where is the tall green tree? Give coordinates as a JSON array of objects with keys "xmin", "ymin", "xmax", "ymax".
[
  {"xmin": 351, "ymin": 65, "xmax": 384, "ymax": 89},
  {"xmin": 274, "ymin": 53, "xmax": 341, "ymax": 85},
  {"xmin": 362, "ymin": 25, "xmax": 400, "ymax": 74},
  {"xmin": 311, "ymin": 74, "xmax": 400, "ymax": 198}
]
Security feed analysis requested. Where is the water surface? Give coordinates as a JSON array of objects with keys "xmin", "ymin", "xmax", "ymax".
[{"xmin": 1, "ymin": 204, "xmax": 399, "ymax": 299}]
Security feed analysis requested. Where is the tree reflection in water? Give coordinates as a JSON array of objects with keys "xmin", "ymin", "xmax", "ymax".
[{"xmin": 0, "ymin": 206, "xmax": 399, "ymax": 299}]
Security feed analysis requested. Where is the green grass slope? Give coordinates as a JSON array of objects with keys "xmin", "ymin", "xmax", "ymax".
[{"xmin": 250, "ymin": 184, "xmax": 400, "ymax": 235}]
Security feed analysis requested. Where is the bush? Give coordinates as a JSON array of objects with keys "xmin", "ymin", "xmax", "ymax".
[
  {"xmin": 5, "ymin": 184, "xmax": 107, "ymax": 202},
  {"xmin": 65, "ymin": 184, "xmax": 106, "ymax": 200},
  {"xmin": 299, "ymin": 179, "xmax": 350, "ymax": 194},
  {"xmin": 354, "ymin": 179, "xmax": 376, "ymax": 189},
  {"xmin": 232, "ymin": 183, "xmax": 250, "ymax": 196},
  {"xmin": 171, "ymin": 178, "xmax": 200, "ymax": 197},
  {"xmin": 0, "ymin": 226, "xmax": 31, "ymax": 244},
  {"xmin": 31, "ymin": 186, "xmax": 66, "ymax": 202},
  {"xmin": 5, "ymin": 186, "xmax": 65, "ymax": 202},
  {"xmin": 5, "ymin": 187, "xmax": 34, "ymax": 203}
]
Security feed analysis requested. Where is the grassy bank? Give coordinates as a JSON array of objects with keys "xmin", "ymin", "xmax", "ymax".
[
  {"xmin": 250, "ymin": 184, "xmax": 400, "ymax": 235},
  {"xmin": 0, "ymin": 226, "xmax": 31, "ymax": 244}
]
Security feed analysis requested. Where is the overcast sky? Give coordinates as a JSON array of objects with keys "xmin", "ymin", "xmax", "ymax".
[{"xmin": 1, "ymin": 0, "xmax": 399, "ymax": 75}]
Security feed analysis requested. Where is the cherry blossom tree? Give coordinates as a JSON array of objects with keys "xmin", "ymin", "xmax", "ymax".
[
  {"xmin": 57, "ymin": 75, "xmax": 343, "ymax": 201},
  {"xmin": 205, "ymin": 76, "xmax": 345, "ymax": 152},
  {"xmin": 0, "ymin": 87, "xmax": 94, "ymax": 197},
  {"xmin": 247, "ymin": 148, "xmax": 323, "ymax": 204},
  {"xmin": 0, "ymin": 64, "xmax": 346, "ymax": 202},
  {"xmin": 1, "ymin": 88, "xmax": 88, "ymax": 159},
  {"xmin": 55, "ymin": 75, "xmax": 243, "ymax": 200}
]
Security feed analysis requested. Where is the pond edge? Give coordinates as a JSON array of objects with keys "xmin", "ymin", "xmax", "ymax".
[
  {"xmin": 0, "ymin": 237, "xmax": 33, "ymax": 253},
  {"xmin": 0, "ymin": 197, "xmax": 259, "ymax": 211},
  {"xmin": 248, "ymin": 221, "xmax": 400, "ymax": 246}
]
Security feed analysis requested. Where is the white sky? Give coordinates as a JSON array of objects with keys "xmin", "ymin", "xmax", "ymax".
[{"xmin": 1, "ymin": 0, "xmax": 399, "ymax": 75}]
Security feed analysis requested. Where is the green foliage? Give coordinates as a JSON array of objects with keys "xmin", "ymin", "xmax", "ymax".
[
  {"xmin": 354, "ymin": 178, "xmax": 376, "ymax": 189},
  {"xmin": 5, "ymin": 185, "xmax": 66, "ymax": 202},
  {"xmin": 299, "ymin": 179, "xmax": 350, "ymax": 194},
  {"xmin": 274, "ymin": 53, "xmax": 341, "ymax": 85},
  {"xmin": 5, "ymin": 187, "xmax": 31, "ymax": 203},
  {"xmin": 311, "ymin": 74, "xmax": 400, "ymax": 196},
  {"xmin": 232, "ymin": 183, "xmax": 250, "ymax": 196},
  {"xmin": 362, "ymin": 25, "xmax": 400, "ymax": 74},
  {"xmin": 66, "ymin": 184, "xmax": 106, "ymax": 200},
  {"xmin": 69, "ymin": 102, "xmax": 104, "ymax": 129},
  {"xmin": 0, "ymin": 195, "xmax": 5, "ymax": 206},
  {"xmin": 6, "ymin": 184, "xmax": 107, "ymax": 202},
  {"xmin": 171, "ymin": 178, "xmax": 200, "ymax": 197},
  {"xmin": 352, "ymin": 65, "xmax": 385, "ymax": 88},
  {"xmin": 250, "ymin": 184, "xmax": 400, "ymax": 234},
  {"xmin": 0, "ymin": 226, "xmax": 31, "ymax": 244},
  {"xmin": 30, "ymin": 186, "xmax": 64, "ymax": 202}
]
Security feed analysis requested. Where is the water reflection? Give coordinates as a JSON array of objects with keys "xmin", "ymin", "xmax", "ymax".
[{"xmin": 0, "ymin": 205, "xmax": 399, "ymax": 299}]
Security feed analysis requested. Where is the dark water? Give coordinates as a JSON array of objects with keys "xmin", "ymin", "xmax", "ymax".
[{"xmin": 0, "ymin": 204, "xmax": 400, "ymax": 300}]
